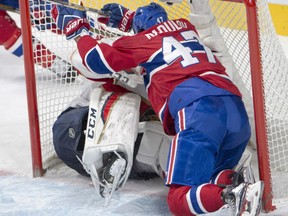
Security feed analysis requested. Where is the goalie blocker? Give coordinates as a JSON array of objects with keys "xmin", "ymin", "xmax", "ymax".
[{"xmin": 52, "ymin": 87, "xmax": 171, "ymax": 202}]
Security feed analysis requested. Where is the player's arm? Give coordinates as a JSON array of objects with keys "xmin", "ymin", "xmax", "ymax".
[
  {"xmin": 0, "ymin": 10, "xmax": 22, "ymax": 57},
  {"xmin": 52, "ymin": 5, "xmax": 143, "ymax": 77}
]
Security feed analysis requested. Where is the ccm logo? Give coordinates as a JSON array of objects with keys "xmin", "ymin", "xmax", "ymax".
[{"xmin": 87, "ymin": 107, "xmax": 97, "ymax": 139}]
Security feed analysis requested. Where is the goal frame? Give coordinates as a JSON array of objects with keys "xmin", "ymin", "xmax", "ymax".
[
  {"xmin": 19, "ymin": 0, "xmax": 275, "ymax": 212},
  {"xmin": 242, "ymin": 0, "xmax": 275, "ymax": 211},
  {"xmin": 19, "ymin": 0, "xmax": 44, "ymax": 177}
]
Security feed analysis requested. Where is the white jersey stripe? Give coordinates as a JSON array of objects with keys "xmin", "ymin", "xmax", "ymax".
[
  {"xmin": 196, "ymin": 184, "xmax": 209, "ymax": 213},
  {"xmin": 199, "ymin": 71, "xmax": 231, "ymax": 81},
  {"xmin": 186, "ymin": 189, "xmax": 198, "ymax": 215}
]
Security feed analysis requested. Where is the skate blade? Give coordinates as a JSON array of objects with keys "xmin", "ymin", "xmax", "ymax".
[{"xmin": 241, "ymin": 181, "xmax": 264, "ymax": 216}]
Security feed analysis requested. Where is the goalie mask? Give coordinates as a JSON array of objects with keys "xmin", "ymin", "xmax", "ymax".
[
  {"xmin": 52, "ymin": 106, "xmax": 89, "ymax": 176},
  {"xmin": 132, "ymin": 2, "xmax": 168, "ymax": 33}
]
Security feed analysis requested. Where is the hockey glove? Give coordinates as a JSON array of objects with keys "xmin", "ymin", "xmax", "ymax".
[
  {"xmin": 51, "ymin": 4, "xmax": 87, "ymax": 32},
  {"xmin": 98, "ymin": 3, "xmax": 135, "ymax": 32},
  {"xmin": 64, "ymin": 18, "xmax": 90, "ymax": 40},
  {"xmin": 29, "ymin": 0, "xmax": 55, "ymax": 31}
]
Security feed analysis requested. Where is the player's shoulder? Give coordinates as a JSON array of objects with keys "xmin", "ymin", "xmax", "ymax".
[{"xmin": 114, "ymin": 33, "xmax": 149, "ymax": 48}]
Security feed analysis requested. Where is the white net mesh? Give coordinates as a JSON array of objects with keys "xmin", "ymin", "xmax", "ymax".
[
  {"xmin": 27, "ymin": 0, "xmax": 288, "ymax": 204},
  {"xmin": 255, "ymin": 0, "xmax": 288, "ymax": 201}
]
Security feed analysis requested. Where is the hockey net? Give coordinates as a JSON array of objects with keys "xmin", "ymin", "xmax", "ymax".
[{"xmin": 20, "ymin": 0, "xmax": 288, "ymax": 212}]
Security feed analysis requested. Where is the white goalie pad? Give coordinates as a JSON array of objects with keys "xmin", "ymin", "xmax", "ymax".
[
  {"xmin": 81, "ymin": 87, "xmax": 141, "ymax": 206},
  {"xmin": 135, "ymin": 121, "xmax": 172, "ymax": 178}
]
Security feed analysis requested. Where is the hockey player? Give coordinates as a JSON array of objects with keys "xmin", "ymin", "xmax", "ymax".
[
  {"xmin": 98, "ymin": 0, "xmax": 257, "ymax": 149},
  {"xmin": 52, "ymin": 2, "xmax": 264, "ymax": 216},
  {"xmin": 0, "ymin": 0, "xmax": 77, "ymax": 81}
]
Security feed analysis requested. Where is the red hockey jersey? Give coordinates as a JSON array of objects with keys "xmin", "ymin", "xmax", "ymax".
[{"xmin": 77, "ymin": 18, "xmax": 241, "ymax": 134}]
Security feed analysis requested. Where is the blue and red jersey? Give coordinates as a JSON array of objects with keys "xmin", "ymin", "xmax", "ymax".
[{"xmin": 77, "ymin": 18, "xmax": 241, "ymax": 135}]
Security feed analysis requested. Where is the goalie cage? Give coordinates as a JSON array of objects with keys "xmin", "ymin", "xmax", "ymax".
[{"xmin": 20, "ymin": 0, "xmax": 288, "ymax": 213}]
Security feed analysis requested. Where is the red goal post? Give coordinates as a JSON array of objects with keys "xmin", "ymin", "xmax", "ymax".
[
  {"xmin": 19, "ymin": 0, "xmax": 43, "ymax": 177},
  {"xmin": 19, "ymin": 0, "xmax": 288, "ymax": 212}
]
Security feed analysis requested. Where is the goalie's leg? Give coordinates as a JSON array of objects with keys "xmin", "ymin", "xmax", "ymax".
[
  {"xmin": 99, "ymin": 151, "xmax": 127, "ymax": 198},
  {"xmin": 82, "ymin": 88, "xmax": 141, "ymax": 205}
]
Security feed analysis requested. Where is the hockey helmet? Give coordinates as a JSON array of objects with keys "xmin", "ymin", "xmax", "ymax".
[
  {"xmin": 53, "ymin": 106, "xmax": 89, "ymax": 176},
  {"xmin": 132, "ymin": 3, "xmax": 168, "ymax": 33}
]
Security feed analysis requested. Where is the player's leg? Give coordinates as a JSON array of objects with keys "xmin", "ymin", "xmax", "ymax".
[
  {"xmin": 166, "ymin": 130, "xmax": 227, "ymax": 215},
  {"xmin": 166, "ymin": 96, "xmax": 228, "ymax": 215},
  {"xmin": 166, "ymin": 92, "xmax": 252, "ymax": 215},
  {"xmin": 187, "ymin": 0, "xmax": 257, "ymax": 148},
  {"xmin": 212, "ymin": 96, "xmax": 263, "ymax": 216},
  {"xmin": 0, "ymin": 9, "xmax": 55, "ymax": 63}
]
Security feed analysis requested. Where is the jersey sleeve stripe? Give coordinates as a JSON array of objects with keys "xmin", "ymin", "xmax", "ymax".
[{"xmin": 83, "ymin": 45, "xmax": 114, "ymax": 75}]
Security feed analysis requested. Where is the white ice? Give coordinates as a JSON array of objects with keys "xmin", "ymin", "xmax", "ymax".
[{"xmin": 1, "ymin": 13, "xmax": 288, "ymax": 216}]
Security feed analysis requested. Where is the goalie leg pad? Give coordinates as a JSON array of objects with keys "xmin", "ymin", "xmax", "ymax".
[{"xmin": 82, "ymin": 88, "xmax": 141, "ymax": 205}]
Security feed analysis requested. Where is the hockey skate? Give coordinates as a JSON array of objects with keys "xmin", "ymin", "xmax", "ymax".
[
  {"xmin": 99, "ymin": 151, "xmax": 127, "ymax": 199},
  {"xmin": 222, "ymin": 181, "xmax": 264, "ymax": 216}
]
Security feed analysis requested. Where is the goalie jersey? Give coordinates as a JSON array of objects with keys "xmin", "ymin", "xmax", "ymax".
[{"xmin": 76, "ymin": 18, "xmax": 241, "ymax": 135}]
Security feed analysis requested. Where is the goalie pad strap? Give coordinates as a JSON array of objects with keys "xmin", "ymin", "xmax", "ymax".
[{"xmin": 135, "ymin": 121, "xmax": 171, "ymax": 178}]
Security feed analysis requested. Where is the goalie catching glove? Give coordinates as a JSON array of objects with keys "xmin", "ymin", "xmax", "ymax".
[{"xmin": 51, "ymin": 4, "xmax": 90, "ymax": 40}]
